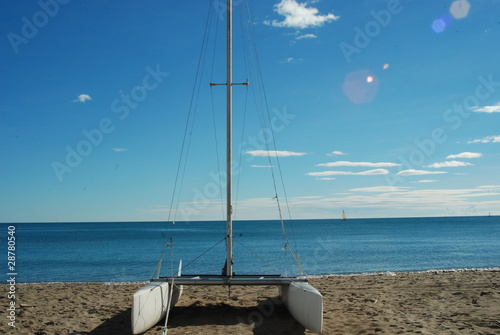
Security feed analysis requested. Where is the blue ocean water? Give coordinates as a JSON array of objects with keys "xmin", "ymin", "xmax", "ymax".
[{"xmin": 2, "ymin": 216, "xmax": 499, "ymax": 283}]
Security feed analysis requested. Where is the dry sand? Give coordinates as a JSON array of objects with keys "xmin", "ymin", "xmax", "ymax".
[{"xmin": 1, "ymin": 269, "xmax": 499, "ymax": 334}]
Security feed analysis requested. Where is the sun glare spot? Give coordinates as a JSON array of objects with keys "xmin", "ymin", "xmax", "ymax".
[
  {"xmin": 383, "ymin": 63, "xmax": 389, "ymax": 70},
  {"xmin": 450, "ymin": 0, "xmax": 471, "ymax": 19},
  {"xmin": 343, "ymin": 70, "xmax": 379, "ymax": 104}
]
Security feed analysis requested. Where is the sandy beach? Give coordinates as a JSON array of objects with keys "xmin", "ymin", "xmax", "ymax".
[{"xmin": 2, "ymin": 269, "xmax": 499, "ymax": 334}]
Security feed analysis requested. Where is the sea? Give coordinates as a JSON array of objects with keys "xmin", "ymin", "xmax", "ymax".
[{"xmin": 2, "ymin": 216, "xmax": 499, "ymax": 283}]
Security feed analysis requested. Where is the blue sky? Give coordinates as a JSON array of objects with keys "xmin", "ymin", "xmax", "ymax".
[{"xmin": 1, "ymin": 0, "xmax": 499, "ymax": 223}]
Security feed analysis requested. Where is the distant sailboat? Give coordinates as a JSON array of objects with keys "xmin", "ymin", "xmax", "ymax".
[{"xmin": 341, "ymin": 210, "xmax": 347, "ymax": 221}]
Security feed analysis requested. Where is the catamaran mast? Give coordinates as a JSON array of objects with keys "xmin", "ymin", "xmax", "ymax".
[{"xmin": 225, "ymin": 0, "xmax": 233, "ymax": 278}]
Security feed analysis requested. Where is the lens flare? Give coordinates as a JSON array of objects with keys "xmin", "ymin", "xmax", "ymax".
[
  {"xmin": 450, "ymin": 0, "xmax": 471, "ymax": 19},
  {"xmin": 342, "ymin": 70, "xmax": 379, "ymax": 104},
  {"xmin": 432, "ymin": 19, "xmax": 446, "ymax": 33},
  {"xmin": 431, "ymin": 14, "xmax": 453, "ymax": 34}
]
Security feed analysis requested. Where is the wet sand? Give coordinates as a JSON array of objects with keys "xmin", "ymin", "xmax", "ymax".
[{"xmin": 2, "ymin": 269, "xmax": 499, "ymax": 334}]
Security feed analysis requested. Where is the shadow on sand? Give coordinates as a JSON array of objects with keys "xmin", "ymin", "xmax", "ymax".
[{"xmin": 88, "ymin": 297, "xmax": 305, "ymax": 335}]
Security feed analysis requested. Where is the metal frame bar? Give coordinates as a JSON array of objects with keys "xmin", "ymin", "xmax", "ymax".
[{"xmin": 151, "ymin": 275, "xmax": 308, "ymax": 286}]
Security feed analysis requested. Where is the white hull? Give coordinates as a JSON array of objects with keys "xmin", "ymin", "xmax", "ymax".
[
  {"xmin": 131, "ymin": 282, "xmax": 182, "ymax": 334},
  {"xmin": 280, "ymin": 282, "xmax": 323, "ymax": 334}
]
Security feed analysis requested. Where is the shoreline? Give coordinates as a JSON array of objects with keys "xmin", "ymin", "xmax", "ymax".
[
  {"xmin": 2, "ymin": 269, "xmax": 499, "ymax": 334},
  {"xmin": 15, "ymin": 266, "xmax": 500, "ymax": 285},
  {"xmin": 311, "ymin": 266, "xmax": 500, "ymax": 278}
]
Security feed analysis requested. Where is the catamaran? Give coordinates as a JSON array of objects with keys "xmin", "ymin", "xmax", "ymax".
[{"xmin": 131, "ymin": 1, "xmax": 323, "ymax": 333}]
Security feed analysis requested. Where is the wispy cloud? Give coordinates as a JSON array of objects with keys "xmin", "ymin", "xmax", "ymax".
[
  {"xmin": 349, "ymin": 186, "xmax": 409, "ymax": 192},
  {"xmin": 446, "ymin": 152, "xmax": 482, "ymax": 159},
  {"xmin": 307, "ymin": 169, "xmax": 389, "ymax": 177},
  {"xmin": 246, "ymin": 150, "xmax": 307, "ymax": 157},
  {"xmin": 471, "ymin": 103, "xmax": 500, "ymax": 113},
  {"xmin": 296, "ymin": 33, "xmax": 317, "ymax": 40},
  {"xmin": 327, "ymin": 150, "xmax": 346, "ymax": 156},
  {"xmin": 264, "ymin": 0, "xmax": 339, "ymax": 29},
  {"xmin": 112, "ymin": 148, "xmax": 127, "ymax": 152},
  {"xmin": 282, "ymin": 186, "xmax": 500, "ymax": 218},
  {"xmin": 467, "ymin": 135, "xmax": 500, "ymax": 144},
  {"xmin": 425, "ymin": 161, "xmax": 472, "ymax": 168},
  {"xmin": 281, "ymin": 57, "xmax": 298, "ymax": 63},
  {"xmin": 396, "ymin": 169, "xmax": 447, "ymax": 176},
  {"xmin": 73, "ymin": 94, "xmax": 92, "ymax": 103},
  {"xmin": 316, "ymin": 161, "xmax": 400, "ymax": 168},
  {"xmin": 413, "ymin": 180, "xmax": 438, "ymax": 183},
  {"xmin": 477, "ymin": 185, "xmax": 500, "ymax": 189}
]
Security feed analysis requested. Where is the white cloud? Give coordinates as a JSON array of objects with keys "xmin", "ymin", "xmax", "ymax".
[
  {"xmin": 349, "ymin": 186, "xmax": 409, "ymax": 193},
  {"xmin": 112, "ymin": 148, "xmax": 127, "ymax": 152},
  {"xmin": 73, "ymin": 94, "xmax": 92, "ymax": 103},
  {"xmin": 246, "ymin": 150, "xmax": 306, "ymax": 157},
  {"xmin": 317, "ymin": 177, "xmax": 336, "ymax": 180},
  {"xmin": 264, "ymin": 0, "xmax": 339, "ymax": 29},
  {"xmin": 413, "ymin": 180, "xmax": 438, "ymax": 183},
  {"xmin": 327, "ymin": 151, "xmax": 346, "ymax": 156},
  {"xmin": 446, "ymin": 152, "xmax": 482, "ymax": 159},
  {"xmin": 471, "ymin": 103, "xmax": 500, "ymax": 113},
  {"xmin": 477, "ymin": 185, "xmax": 500, "ymax": 189},
  {"xmin": 396, "ymin": 169, "xmax": 448, "ymax": 176},
  {"xmin": 467, "ymin": 135, "xmax": 500, "ymax": 144},
  {"xmin": 425, "ymin": 161, "xmax": 472, "ymax": 168},
  {"xmin": 282, "ymin": 57, "xmax": 296, "ymax": 63},
  {"xmin": 316, "ymin": 161, "xmax": 400, "ymax": 168},
  {"xmin": 296, "ymin": 33, "xmax": 317, "ymax": 40},
  {"xmin": 307, "ymin": 169, "xmax": 389, "ymax": 177},
  {"xmin": 350, "ymin": 169, "xmax": 389, "ymax": 175}
]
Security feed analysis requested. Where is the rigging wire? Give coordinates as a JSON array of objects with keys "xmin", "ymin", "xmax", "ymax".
[
  {"xmin": 210, "ymin": 90, "xmax": 226, "ymax": 220},
  {"xmin": 160, "ymin": 0, "xmax": 228, "ymax": 278},
  {"xmin": 232, "ymin": 88, "xmax": 249, "ymax": 221},
  {"xmin": 233, "ymin": 1, "xmax": 251, "ymax": 221},
  {"xmin": 233, "ymin": 238, "xmax": 287, "ymax": 276},
  {"xmin": 239, "ymin": 0, "xmax": 303, "ymax": 274},
  {"xmin": 178, "ymin": 237, "xmax": 226, "ymax": 273},
  {"xmin": 208, "ymin": 11, "xmax": 226, "ymax": 220},
  {"xmin": 166, "ymin": 0, "xmax": 217, "ymax": 224},
  {"xmin": 149, "ymin": 237, "xmax": 174, "ymax": 279}
]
